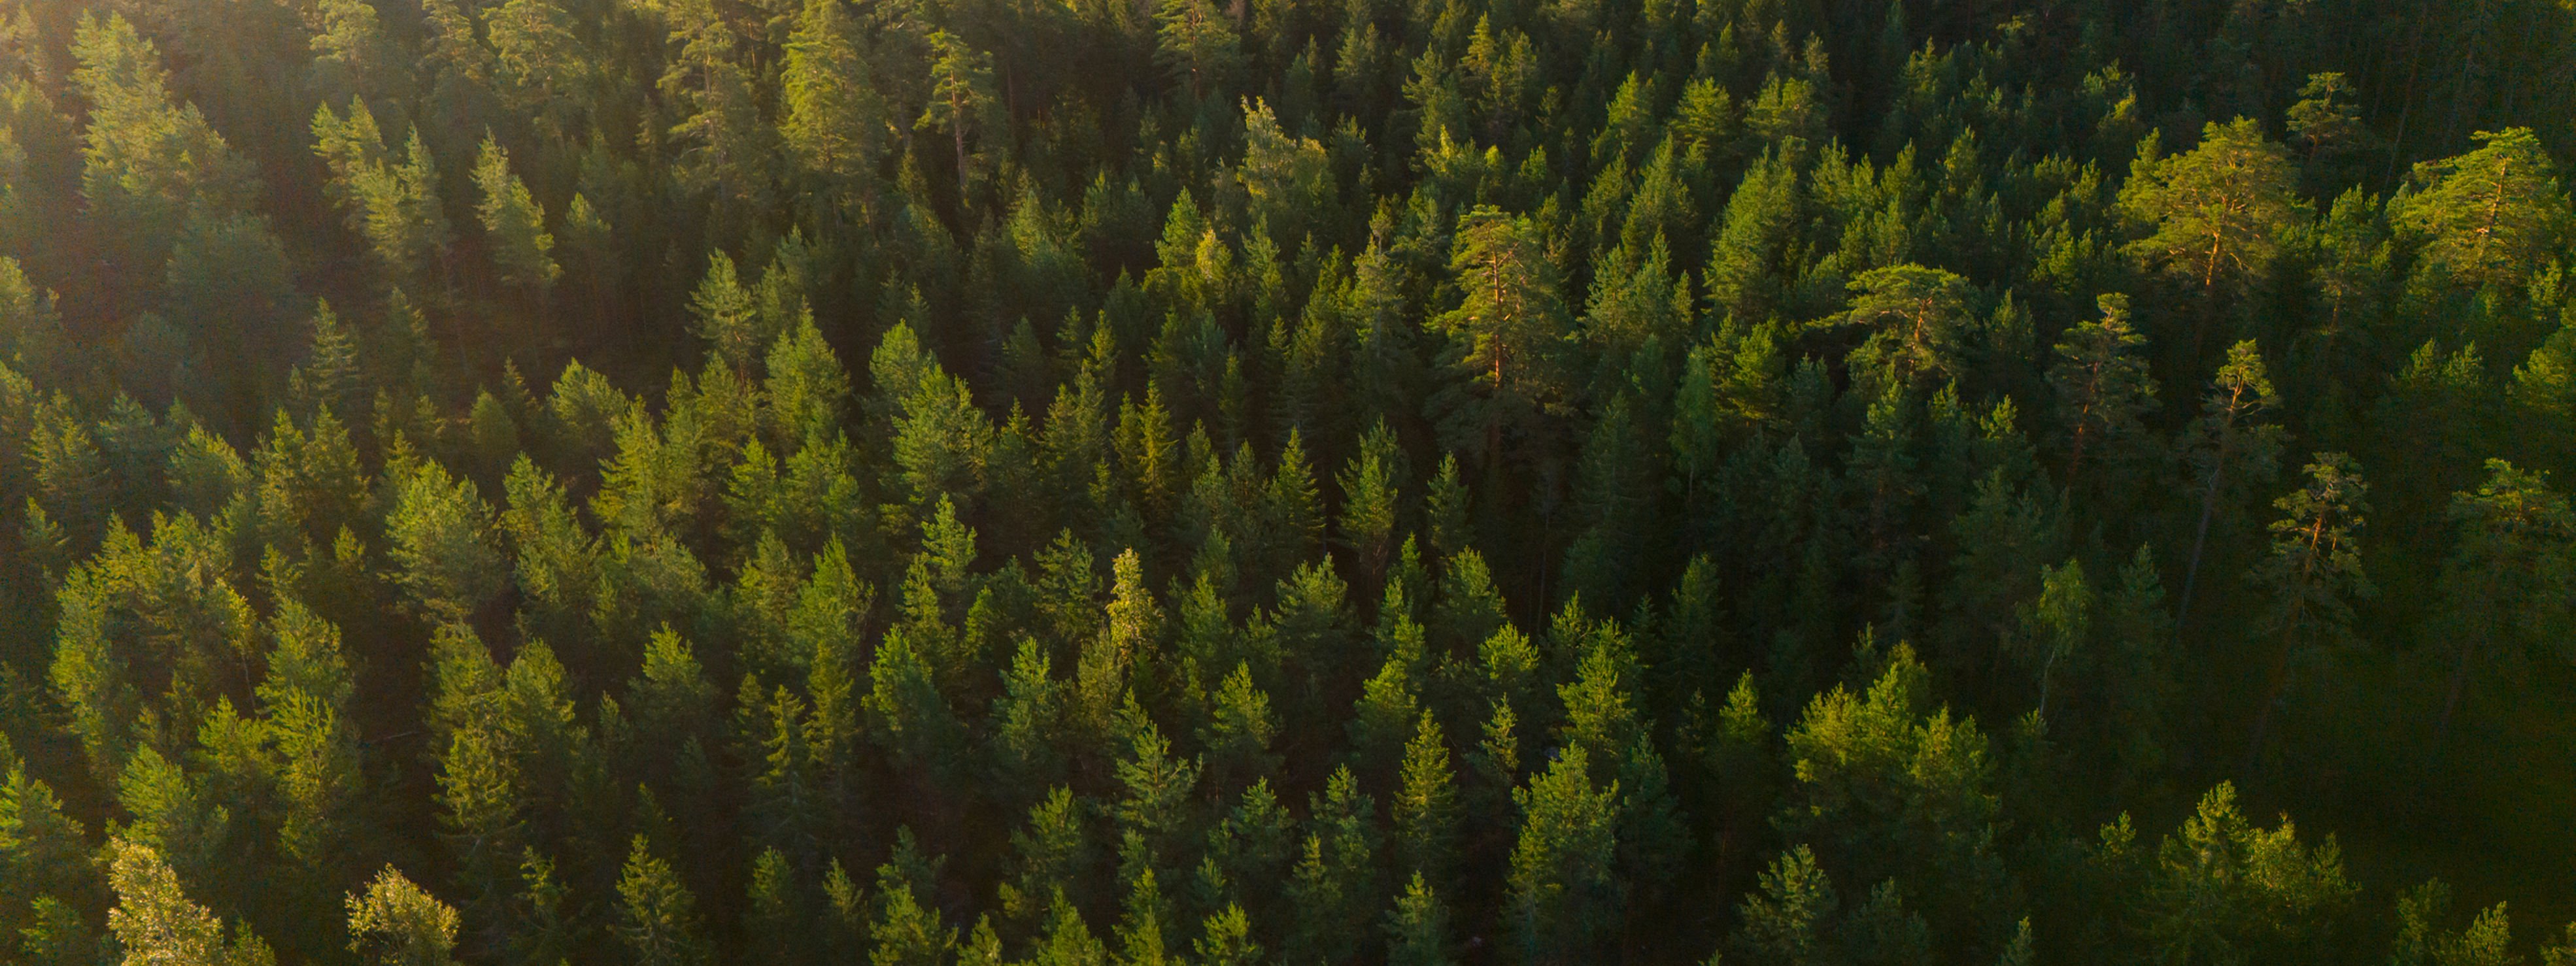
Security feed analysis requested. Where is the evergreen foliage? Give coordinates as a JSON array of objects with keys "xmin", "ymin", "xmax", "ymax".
[{"xmin": 0, "ymin": 1, "xmax": 2573, "ymax": 962}]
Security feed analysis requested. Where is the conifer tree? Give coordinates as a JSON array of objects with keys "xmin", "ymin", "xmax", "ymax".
[
  {"xmin": 2433, "ymin": 460, "xmax": 2573, "ymax": 742},
  {"xmin": 472, "ymin": 137, "xmax": 558, "ymax": 295},
  {"xmin": 781, "ymin": 0, "xmax": 883, "ymax": 199},
  {"xmin": 614, "ymin": 836, "xmax": 709, "ymax": 966},
  {"xmin": 871, "ymin": 841, "xmax": 958, "ymax": 966},
  {"xmin": 1506, "ymin": 746, "xmax": 1620, "ymax": 963},
  {"xmin": 2136, "ymin": 783, "xmax": 2354, "ymax": 963},
  {"xmin": 345, "ymin": 867, "xmax": 460, "ymax": 966},
  {"xmin": 71, "ymin": 13, "xmax": 260, "ymax": 303},
  {"xmin": 1154, "ymin": 0, "xmax": 1240, "ymax": 102},
  {"xmin": 1196, "ymin": 903, "xmax": 1261, "ymax": 966},
  {"xmin": 484, "ymin": 0, "xmax": 585, "ymax": 135},
  {"xmin": 1840, "ymin": 264, "xmax": 1972, "ymax": 391},
  {"xmin": 1391, "ymin": 711, "xmax": 1459, "ymax": 883},
  {"xmin": 107, "ymin": 839, "xmax": 275, "ymax": 966},
  {"xmin": 386, "ymin": 459, "xmax": 505, "ymax": 622},
  {"xmin": 1384, "ymin": 872, "xmax": 1453, "ymax": 966},
  {"xmin": 1433, "ymin": 205, "xmax": 1569, "ymax": 464},
  {"xmin": 259, "ymin": 599, "xmax": 362, "ymax": 874},
  {"xmin": 2046, "ymin": 293, "xmax": 2159, "ymax": 482},
  {"xmin": 2177, "ymin": 341, "xmax": 2288, "ymax": 620},
  {"xmin": 2390, "ymin": 128, "xmax": 2566, "ymax": 290},
  {"xmin": 1731, "ymin": 845, "xmax": 1835, "ymax": 966},
  {"xmin": 917, "ymin": 31, "xmax": 996, "ymax": 192},
  {"xmin": 2245, "ymin": 454, "xmax": 2372, "ymax": 763},
  {"xmin": 2119, "ymin": 119, "xmax": 2301, "ymax": 297}
]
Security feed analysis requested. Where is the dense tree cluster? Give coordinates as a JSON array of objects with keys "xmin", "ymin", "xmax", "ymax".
[{"xmin": 1, "ymin": 0, "xmax": 2573, "ymax": 962}]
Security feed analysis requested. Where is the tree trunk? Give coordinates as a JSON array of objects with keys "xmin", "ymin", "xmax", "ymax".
[
  {"xmin": 2435, "ymin": 633, "xmax": 2475, "ymax": 750},
  {"xmin": 2242, "ymin": 624, "xmax": 2297, "ymax": 771},
  {"xmin": 2177, "ymin": 456, "xmax": 2228, "ymax": 625},
  {"xmin": 2245, "ymin": 518, "xmax": 2327, "ymax": 769}
]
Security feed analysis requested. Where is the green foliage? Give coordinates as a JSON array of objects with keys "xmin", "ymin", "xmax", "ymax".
[
  {"xmin": 2120, "ymin": 119, "xmax": 2303, "ymax": 293},
  {"xmin": 2131, "ymin": 783, "xmax": 2355, "ymax": 964},
  {"xmin": 2390, "ymin": 128, "xmax": 2567, "ymax": 289},
  {"xmin": 344, "ymin": 867, "xmax": 459, "ymax": 966},
  {"xmin": 472, "ymin": 137, "xmax": 557, "ymax": 293},
  {"xmin": 107, "ymin": 839, "xmax": 275, "ymax": 966},
  {"xmin": 5, "ymin": 3, "xmax": 2576, "ymax": 963}
]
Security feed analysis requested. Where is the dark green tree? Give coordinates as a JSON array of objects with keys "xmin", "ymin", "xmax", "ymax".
[{"xmin": 2244, "ymin": 454, "xmax": 2372, "ymax": 764}]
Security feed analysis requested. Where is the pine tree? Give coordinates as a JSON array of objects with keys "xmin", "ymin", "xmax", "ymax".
[
  {"xmin": 1433, "ymin": 205, "xmax": 1569, "ymax": 464},
  {"xmin": 286, "ymin": 301, "xmax": 363, "ymax": 422},
  {"xmin": 1840, "ymin": 263, "xmax": 1972, "ymax": 391},
  {"xmin": 1112, "ymin": 711, "xmax": 1200, "ymax": 873},
  {"xmin": 0, "ymin": 754, "xmax": 97, "ymax": 958},
  {"xmin": 1287, "ymin": 767, "xmax": 1380, "ymax": 964},
  {"xmin": 2139, "ymin": 784, "xmax": 2354, "ymax": 963},
  {"xmin": 259, "ymin": 599, "xmax": 362, "ymax": 874},
  {"xmin": 385, "ymin": 458, "xmax": 505, "ymax": 622},
  {"xmin": 1335, "ymin": 420, "xmax": 1406, "ymax": 589},
  {"xmin": 917, "ymin": 31, "xmax": 996, "ymax": 192},
  {"xmin": 1200, "ymin": 663, "xmax": 1279, "ymax": 793},
  {"xmin": 0, "ymin": 256, "xmax": 67, "ymax": 388},
  {"xmin": 2388, "ymin": 880, "xmax": 2520, "ymax": 966},
  {"xmin": 2046, "ymin": 293, "xmax": 2158, "ymax": 482},
  {"xmin": 313, "ymin": 100, "xmax": 451, "ymax": 294},
  {"xmin": 2177, "ymin": 341, "xmax": 2288, "ymax": 621},
  {"xmin": 1115, "ymin": 866, "xmax": 1172, "ymax": 966},
  {"xmin": 689, "ymin": 252, "xmax": 764, "ymax": 376},
  {"xmin": 2119, "ymin": 119, "xmax": 2301, "ymax": 297},
  {"xmin": 2390, "ymin": 127, "xmax": 2566, "ymax": 290},
  {"xmin": 2286, "ymin": 73, "xmax": 2371, "ymax": 166},
  {"xmin": 1704, "ymin": 151, "xmax": 1799, "ymax": 327},
  {"xmin": 305, "ymin": 0, "xmax": 408, "ymax": 106},
  {"xmin": 871, "ymin": 841, "xmax": 958, "ymax": 966},
  {"xmin": 1384, "ymin": 872, "xmax": 1453, "ymax": 966},
  {"xmin": 1731, "ymin": 845, "xmax": 1835, "ymax": 966},
  {"xmin": 1391, "ymin": 712, "xmax": 1458, "ymax": 882},
  {"xmin": 2244, "ymin": 454, "xmax": 2372, "ymax": 764},
  {"xmin": 1154, "ymin": 0, "xmax": 1240, "ymax": 102},
  {"xmin": 2433, "ymin": 460, "xmax": 2573, "ymax": 742},
  {"xmin": 71, "ymin": 13, "xmax": 260, "ymax": 303},
  {"xmin": 1196, "ymin": 903, "xmax": 1262, "ymax": 966},
  {"xmin": 484, "ymin": 0, "xmax": 586, "ymax": 136},
  {"xmin": 435, "ymin": 723, "xmax": 524, "ymax": 925}
]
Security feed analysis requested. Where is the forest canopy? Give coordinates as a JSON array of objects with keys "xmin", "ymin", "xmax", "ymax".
[{"xmin": 0, "ymin": 0, "xmax": 2574, "ymax": 963}]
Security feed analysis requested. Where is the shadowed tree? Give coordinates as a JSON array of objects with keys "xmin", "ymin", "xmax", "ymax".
[
  {"xmin": 2244, "ymin": 454, "xmax": 2371, "ymax": 765},
  {"xmin": 2433, "ymin": 461, "xmax": 2573, "ymax": 744},
  {"xmin": 2177, "ymin": 341, "xmax": 2288, "ymax": 622},
  {"xmin": 917, "ymin": 31, "xmax": 996, "ymax": 193}
]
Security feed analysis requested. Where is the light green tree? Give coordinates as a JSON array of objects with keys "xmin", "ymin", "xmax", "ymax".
[{"xmin": 473, "ymin": 136, "xmax": 558, "ymax": 294}]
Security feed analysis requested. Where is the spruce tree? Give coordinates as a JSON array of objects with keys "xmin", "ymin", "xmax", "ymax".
[
  {"xmin": 472, "ymin": 137, "xmax": 558, "ymax": 295},
  {"xmin": 344, "ymin": 867, "xmax": 460, "ymax": 966}
]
